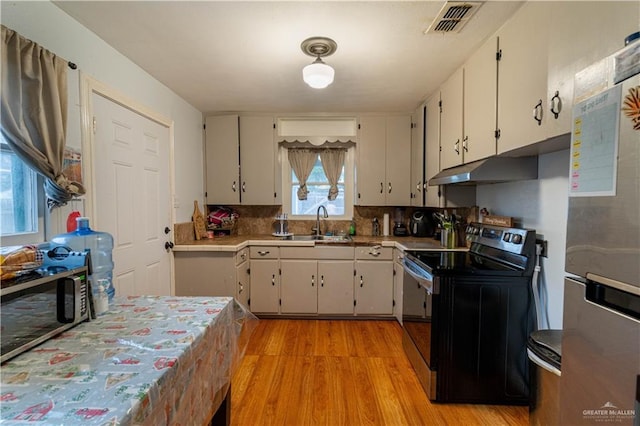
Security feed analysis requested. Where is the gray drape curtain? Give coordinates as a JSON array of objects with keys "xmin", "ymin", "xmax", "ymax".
[
  {"xmin": 1, "ymin": 25, "xmax": 85, "ymax": 209},
  {"xmin": 288, "ymin": 148, "xmax": 317, "ymax": 200},
  {"xmin": 320, "ymin": 149, "xmax": 345, "ymax": 201}
]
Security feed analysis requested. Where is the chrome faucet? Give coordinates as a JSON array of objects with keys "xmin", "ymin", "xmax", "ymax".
[{"xmin": 315, "ymin": 205, "xmax": 328, "ymax": 236}]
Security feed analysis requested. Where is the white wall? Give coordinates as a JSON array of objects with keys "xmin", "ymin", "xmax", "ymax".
[
  {"xmin": 1, "ymin": 1, "xmax": 204, "ymax": 227},
  {"xmin": 476, "ymin": 149, "xmax": 570, "ymax": 329}
]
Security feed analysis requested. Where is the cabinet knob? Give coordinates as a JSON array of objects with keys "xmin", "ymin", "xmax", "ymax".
[
  {"xmin": 380, "ymin": 182, "xmax": 384, "ymax": 194},
  {"xmin": 454, "ymin": 139, "xmax": 460, "ymax": 155},
  {"xmin": 311, "ymin": 275, "xmax": 315, "ymax": 287},
  {"xmin": 388, "ymin": 182, "xmax": 392, "ymax": 194},
  {"xmin": 463, "ymin": 136, "xmax": 469, "ymax": 152},
  {"xmin": 321, "ymin": 275, "xmax": 324, "ymax": 287},
  {"xmin": 232, "ymin": 181, "xmax": 237, "ymax": 192}
]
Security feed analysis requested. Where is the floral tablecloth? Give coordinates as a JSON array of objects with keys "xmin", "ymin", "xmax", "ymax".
[{"xmin": 0, "ymin": 296, "xmax": 256, "ymax": 425}]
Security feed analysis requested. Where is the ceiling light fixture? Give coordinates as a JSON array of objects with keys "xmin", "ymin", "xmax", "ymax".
[{"xmin": 301, "ymin": 36, "xmax": 337, "ymax": 89}]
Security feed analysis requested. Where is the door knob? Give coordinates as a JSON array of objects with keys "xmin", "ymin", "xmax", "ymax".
[{"xmin": 164, "ymin": 227, "xmax": 171, "ymax": 234}]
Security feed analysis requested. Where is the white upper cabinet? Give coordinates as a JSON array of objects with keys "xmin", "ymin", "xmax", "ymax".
[
  {"xmin": 205, "ymin": 115, "xmax": 277, "ymax": 205},
  {"xmin": 439, "ymin": 68, "xmax": 464, "ymax": 170},
  {"xmin": 239, "ymin": 116, "xmax": 278, "ymax": 205},
  {"xmin": 385, "ymin": 115, "xmax": 412, "ymax": 206},
  {"xmin": 545, "ymin": 1, "xmax": 640, "ymax": 140},
  {"xmin": 357, "ymin": 115, "xmax": 411, "ymax": 206},
  {"xmin": 463, "ymin": 36, "xmax": 498, "ymax": 163},
  {"xmin": 424, "ymin": 94, "xmax": 442, "ymax": 207},
  {"xmin": 410, "ymin": 106, "xmax": 424, "ymax": 206},
  {"xmin": 496, "ymin": 2, "xmax": 550, "ymax": 154},
  {"xmin": 495, "ymin": 1, "xmax": 639, "ymax": 155},
  {"xmin": 205, "ymin": 115, "xmax": 240, "ymax": 204}
]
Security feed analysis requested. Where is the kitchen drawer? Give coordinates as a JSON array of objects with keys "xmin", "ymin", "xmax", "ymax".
[
  {"xmin": 235, "ymin": 247, "xmax": 249, "ymax": 265},
  {"xmin": 280, "ymin": 246, "xmax": 354, "ymax": 260},
  {"xmin": 250, "ymin": 246, "xmax": 279, "ymax": 259},
  {"xmin": 355, "ymin": 246, "xmax": 393, "ymax": 261}
]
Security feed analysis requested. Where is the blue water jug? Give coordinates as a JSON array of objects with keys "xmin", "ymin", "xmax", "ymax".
[{"xmin": 52, "ymin": 217, "xmax": 115, "ymax": 302}]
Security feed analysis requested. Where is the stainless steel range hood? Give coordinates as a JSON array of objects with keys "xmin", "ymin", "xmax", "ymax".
[{"xmin": 429, "ymin": 156, "xmax": 538, "ymax": 185}]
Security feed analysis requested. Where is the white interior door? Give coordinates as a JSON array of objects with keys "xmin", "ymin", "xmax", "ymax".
[{"xmin": 92, "ymin": 93, "xmax": 172, "ymax": 296}]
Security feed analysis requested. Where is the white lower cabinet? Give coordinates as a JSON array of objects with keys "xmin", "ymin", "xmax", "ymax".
[
  {"xmin": 236, "ymin": 257, "xmax": 250, "ymax": 308},
  {"xmin": 354, "ymin": 247, "xmax": 394, "ymax": 315},
  {"xmin": 174, "ymin": 251, "xmax": 236, "ymax": 297},
  {"xmin": 318, "ymin": 261, "xmax": 354, "ymax": 315},
  {"xmin": 279, "ymin": 246, "xmax": 355, "ymax": 315},
  {"xmin": 280, "ymin": 260, "xmax": 317, "ymax": 314},
  {"xmin": 249, "ymin": 259, "xmax": 280, "ymax": 313}
]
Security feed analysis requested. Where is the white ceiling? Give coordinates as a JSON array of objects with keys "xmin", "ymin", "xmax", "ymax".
[{"xmin": 53, "ymin": 1, "xmax": 523, "ymax": 114}]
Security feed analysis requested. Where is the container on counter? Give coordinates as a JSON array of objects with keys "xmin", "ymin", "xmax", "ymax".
[{"xmin": 51, "ymin": 217, "xmax": 115, "ymax": 302}]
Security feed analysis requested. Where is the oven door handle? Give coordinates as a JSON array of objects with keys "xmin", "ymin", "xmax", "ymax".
[{"xmin": 403, "ymin": 262, "xmax": 434, "ymax": 294}]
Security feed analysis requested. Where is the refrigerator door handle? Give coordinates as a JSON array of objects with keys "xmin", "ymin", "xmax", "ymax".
[
  {"xmin": 585, "ymin": 276, "xmax": 640, "ymax": 321},
  {"xmin": 586, "ymin": 273, "xmax": 640, "ymax": 297}
]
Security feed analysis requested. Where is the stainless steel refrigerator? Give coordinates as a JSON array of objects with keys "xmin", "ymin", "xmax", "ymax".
[{"xmin": 561, "ymin": 40, "xmax": 640, "ymax": 425}]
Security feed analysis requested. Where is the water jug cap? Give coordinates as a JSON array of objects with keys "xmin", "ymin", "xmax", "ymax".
[{"xmin": 76, "ymin": 217, "xmax": 91, "ymax": 230}]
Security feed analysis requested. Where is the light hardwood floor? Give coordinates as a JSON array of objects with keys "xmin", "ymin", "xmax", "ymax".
[{"xmin": 230, "ymin": 319, "xmax": 528, "ymax": 426}]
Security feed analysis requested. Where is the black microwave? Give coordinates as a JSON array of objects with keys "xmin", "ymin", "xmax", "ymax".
[{"xmin": 1, "ymin": 267, "xmax": 89, "ymax": 363}]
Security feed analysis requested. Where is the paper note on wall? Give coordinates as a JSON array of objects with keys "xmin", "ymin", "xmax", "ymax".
[{"xmin": 569, "ymin": 84, "xmax": 622, "ymax": 197}]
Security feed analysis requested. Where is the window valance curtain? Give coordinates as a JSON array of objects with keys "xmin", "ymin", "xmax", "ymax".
[
  {"xmin": 1, "ymin": 25, "xmax": 85, "ymax": 209},
  {"xmin": 287, "ymin": 147, "xmax": 346, "ymax": 201}
]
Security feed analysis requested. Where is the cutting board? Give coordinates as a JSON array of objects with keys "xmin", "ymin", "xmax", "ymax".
[{"xmin": 192, "ymin": 200, "xmax": 208, "ymax": 240}]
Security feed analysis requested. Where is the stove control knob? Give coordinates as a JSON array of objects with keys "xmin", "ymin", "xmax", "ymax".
[
  {"xmin": 511, "ymin": 234, "xmax": 523, "ymax": 244},
  {"xmin": 503, "ymin": 232, "xmax": 511, "ymax": 242}
]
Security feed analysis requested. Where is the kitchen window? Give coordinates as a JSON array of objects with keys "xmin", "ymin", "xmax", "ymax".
[
  {"xmin": 282, "ymin": 148, "xmax": 354, "ymax": 220},
  {"xmin": 0, "ymin": 139, "xmax": 44, "ymax": 243}
]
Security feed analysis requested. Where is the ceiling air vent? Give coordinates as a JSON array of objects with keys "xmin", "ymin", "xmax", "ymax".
[{"xmin": 425, "ymin": 1, "xmax": 482, "ymax": 34}]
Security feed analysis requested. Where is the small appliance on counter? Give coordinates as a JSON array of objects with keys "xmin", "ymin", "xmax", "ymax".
[
  {"xmin": 1, "ymin": 265, "xmax": 90, "ymax": 363},
  {"xmin": 410, "ymin": 210, "xmax": 434, "ymax": 237},
  {"xmin": 393, "ymin": 207, "xmax": 408, "ymax": 236}
]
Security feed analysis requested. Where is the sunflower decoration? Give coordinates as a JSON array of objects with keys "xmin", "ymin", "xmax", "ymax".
[{"xmin": 622, "ymin": 86, "xmax": 640, "ymax": 130}]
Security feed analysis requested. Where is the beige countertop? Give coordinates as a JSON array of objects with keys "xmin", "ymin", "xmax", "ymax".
[{"xmin": 173, "ymin": 234, "xmax": 468, "ymax": 252}]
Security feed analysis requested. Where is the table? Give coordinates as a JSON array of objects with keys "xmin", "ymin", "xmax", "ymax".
[{"xmin": 0, "ymin": 296, "xmax": 255, "ymax": 425}]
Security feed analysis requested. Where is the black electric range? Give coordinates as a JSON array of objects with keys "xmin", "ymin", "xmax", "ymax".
[{"xmin": 401, "ymin": 222, "xmax": 538, "ymax": 405}]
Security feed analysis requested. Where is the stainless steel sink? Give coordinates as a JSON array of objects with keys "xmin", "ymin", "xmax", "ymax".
[{"xmin": 285, "ymin": 235, "xmax": 352, "ymax": 243}]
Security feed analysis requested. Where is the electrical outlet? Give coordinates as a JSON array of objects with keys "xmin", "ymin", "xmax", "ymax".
[{"xmin": 536, "ymin": 239, "xmax": 548, "ymax": 258}]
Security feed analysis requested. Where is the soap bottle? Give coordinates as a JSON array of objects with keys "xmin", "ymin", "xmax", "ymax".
[
  {"xmin": 372, "ymin": 217, "xmax": 380, "ymax": 236},
  {"xmin": 349, "ymin": 217, "xmax": 356, "ymax": 236}
]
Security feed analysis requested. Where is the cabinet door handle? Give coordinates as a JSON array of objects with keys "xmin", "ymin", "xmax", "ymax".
[
  {"xmin": 311, "ymin": 275, "xmax": 315, "ymax": 287},
  {"xmin": 454, "ymin": 139, "xmax": 460, "ymax": 155},
  {"xmin": 388, "ymin": 182, "xmax": 392, "ymax": 194},
  {"xmin": 463, "ymin": 136, "xmax": 469, "ymax": 152},
  {"xmin": 242, "ymin": 181, "xmax": 246, "ymax": 192},
  {"xmin": 416, "ymin": 180, "xmax": 421, "ymax": 191},
  {"xmin": 232, "ymin": 181, "xmax": 236, "ymax": 192},
  {"xmin": 380, "ymin": 182, "xmax": 384, "ymax": 194},
  {"xmin": 271, "ymin": 274, "xmax": 275, "ymax": 286},
  {"xmin": 258, "ymin": 250, "xmax": 270, "ymax": 256},
  {"xmin": 321, "ymin": 275, "xmax": 324, "ymax": 287},
  {"xmin": 533, "ymin": 100, "xmax": 543, "ymax": 125},
  {"xmin": 550, "ymin": 91, "xmax": 562, "ymax": 119},
  {"xmin": 240, "ymin": 253, "xmax": 246, "ymax": 261},
  {"xmin": 360, "ymin": 276, "xmax": 364, "ymax": 287},
  {"xmin": 239, "ymin": 282, "xmax": 244, "ymax": 293}
]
